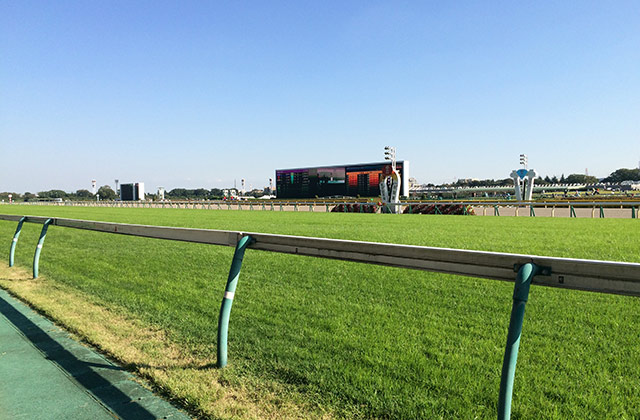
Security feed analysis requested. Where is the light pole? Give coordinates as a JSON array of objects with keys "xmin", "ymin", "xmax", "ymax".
[
  {"xmin": 519, "ymin": 154, "xmax": 528, "ymax": 169},
  {"xmin": 384, "ymin": 146, "xmax": 397, "ymax": 170}
]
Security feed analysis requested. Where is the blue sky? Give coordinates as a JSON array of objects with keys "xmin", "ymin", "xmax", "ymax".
[{"xmin": 1, "ymin": 1, "xmax": 639, "ymax": 193}]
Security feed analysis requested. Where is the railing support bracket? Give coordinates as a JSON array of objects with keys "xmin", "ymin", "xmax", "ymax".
[
  {"xmin": 217, "ymin": 235, "xmax": 254, "ymax": 368},
  {"xmin": 33, "ymin": 219, "xmax": 53, "ymax": 278},
  {"xmin": 498, "ymin": 262, "xmax": 549, "ymax": 419},
  {"xmin": 9, "ymin": 216, "xmax": 26, "ymax": 267}
]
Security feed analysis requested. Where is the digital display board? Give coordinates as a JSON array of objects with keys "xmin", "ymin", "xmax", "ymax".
[{"xmin": 276, "ymin": 161, "xmax": 409, "ymax": 198}]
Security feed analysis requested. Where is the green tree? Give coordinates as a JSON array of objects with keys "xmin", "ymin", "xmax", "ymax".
[
  {"xmin": 97, "ymin": 185, "xmax": 117, "ymax": 200},
  {"xmin": 193, "ymin": 188, "xmax": 209, "ymax": 198},
  {"xmin": 167, "ymin": 188, "xmax": 187, "ymax": 199},
  {"xmin": 38, "ymin": 189, "xmax": 68, "ymax": 199},
  {"xmin": 75, "ymin": 189, "xmax": 93, "ymax": 199},
  {"xmin": 565, "ymin": 174, "xmax": 598, "ymax": 184},
  {"xmin": 602, "ymin": 168, "xmax": 640, "ymax": 183}
]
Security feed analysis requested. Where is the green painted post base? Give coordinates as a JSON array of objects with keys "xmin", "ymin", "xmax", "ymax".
[
  {"xmin": 570, "ymin": 205, "xmax": 576, "ymax": 218},
  {"xmin": 9, "ymin": 217, "xmax": 26, "ymax": 267},
  {"xmin": 599, "ymin": 206, "xmax": 605, "ymax": 218},
  {"xmin": 33, "ymin": 219, "xmax": 53, "ymax": 279},
  {"xmin": 494, "ymin": 205, "xmax": 500, "ymax": 216},
  {"xmin": 217, "ymin": 235, "xmax": 254, "ymax": 368},
  {"xmin": 497, "ymin": 263, "xmax": 540, "ymax": 420},
  {"xmin": 529, "ymin": 205, "xmax": 535, "ymax": 217}
]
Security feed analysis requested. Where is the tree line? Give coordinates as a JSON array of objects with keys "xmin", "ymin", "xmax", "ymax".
[
  {"xmin": 0, "ymin": 186, "xmax": 117, "ymax": 202},
  {"xmin": 449, "ymin": 168, "xmax": 640, "ymax": 187},
  {"xmin": 0, "ymin": 187, "xmax": 245, "ymax": 202}
]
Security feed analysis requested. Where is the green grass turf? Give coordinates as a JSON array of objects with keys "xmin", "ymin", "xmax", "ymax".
[{"xmin": 1, "ymin": 205, "xmax": 639, "ymax": 419}]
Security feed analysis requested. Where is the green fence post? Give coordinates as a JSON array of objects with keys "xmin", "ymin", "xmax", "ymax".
[
  {"xmin": 633, "ymin": 206, "xmax": 637, "ymax": 219},
  {"xmin": 529, "ymin": 205, "xmax": 535, "ymax": 217},
  {"xmin": 436, "ymin": 205, "xmax": 442, "ymax": 215},
  {"xmin": 249, "ymin": 203, "xmax": 253, "ymax": 211},
  {"xmin": 600, "ymin": 206, "xmax": 605, "ymax": 218},
  {"xmin": 279, "ymin": 204, "xmax": 283, "ymax": 211},
  {"xmin": 309, "ymin": 204, "xmax": 313, "ymax": 212},
  {"xmin": 33, "ymin": 219, "xmax": 53, "ymax": 279},
  {"xmin": 498, "ymin": 263, "xmax": 546, "ymax": 420},
  {"xmin": 217, "ymin": 235, "xmax": 254, "ymax": 368},
  {"xmin": 9, "ymin": 217, "xmax": 26, "ymax": 267},
  {"xmin": 326, "ymin": 204, "xmax": 329, "ymax": 212},
  {"xmin": 494, "ymin": 205, "xmax": 500, "ymax": 216},
  {"xmin": 570, "ymin": 205, "xmax": 576, "ymax": 218}
]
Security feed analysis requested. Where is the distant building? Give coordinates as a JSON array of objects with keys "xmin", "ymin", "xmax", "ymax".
[{"xmin": 120, "ymin": 182, "xmax": 145, "ymax": 201}]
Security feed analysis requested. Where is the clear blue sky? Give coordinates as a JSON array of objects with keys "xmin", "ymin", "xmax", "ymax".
[{"xmin": 1, "ymin": 1, "xmax": 639, "ymax": 193}]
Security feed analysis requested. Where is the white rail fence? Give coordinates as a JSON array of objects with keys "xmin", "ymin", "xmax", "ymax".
[
  {"xmin": 2, "ymin": 214, "xmax": 638, "ymax": 295},
  {"xmin": 10, "ymin": 199, "xmax": 640, "ymax": 218}
]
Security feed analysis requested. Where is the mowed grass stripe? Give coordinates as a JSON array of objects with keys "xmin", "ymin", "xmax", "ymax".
[{"xmin": 0, "ymin": 205, "xmax": 639, "ymax": 419}]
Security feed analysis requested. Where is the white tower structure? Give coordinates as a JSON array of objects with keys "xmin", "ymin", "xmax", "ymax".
[
  {"xmin": 91, "ymin": 180, "xmax": 97, "ymax": 195},
  {"xmin": 524, "ymin": 169, "xmax": 537, "ymax": 200},
  {"xmin": 157, "ymin": 186, "xmax": 165, "ymax": 200},
  {"xmin": 510, "ymin": 155, "xmax": 537, "ymax": 201},
  {"xmin": 241, "ymin": 179, "xmax": 245, "ymax": 195},
  {"xmin": 510, "ymin": 170, "xmax": 524, "ymax": 201},
  {"xmin": 379, "ymin": 146, "xmax": 402, "ymax": 213}
]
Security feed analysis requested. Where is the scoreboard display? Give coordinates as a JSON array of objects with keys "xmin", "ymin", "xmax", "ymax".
[{"xmin": 276, "ymin": 161, "xmax": 409, "ymax": 199}]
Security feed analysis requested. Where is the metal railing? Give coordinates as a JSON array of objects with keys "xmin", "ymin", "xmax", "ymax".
[
  {"xmin": 11, "ymin": 199, "xmax": 640, "ymax": 218},
  {"xmin": 2, "ymin": 213, "xmax": 639, "ymax": 419}
]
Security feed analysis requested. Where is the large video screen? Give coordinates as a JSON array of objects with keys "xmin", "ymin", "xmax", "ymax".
[{"xmin": 276, "ymin": 161, "xmax": 408, "ymax": 199}]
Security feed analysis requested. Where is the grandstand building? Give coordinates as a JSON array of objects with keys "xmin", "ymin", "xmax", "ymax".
[{"xmin": 276, "ymin": 161, "xmax": 410, "ymax": 199}]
